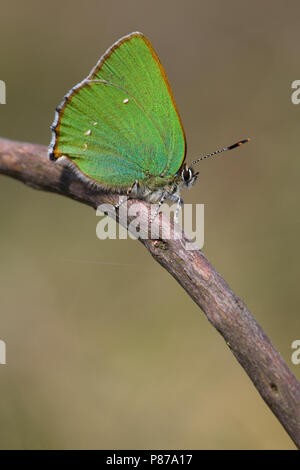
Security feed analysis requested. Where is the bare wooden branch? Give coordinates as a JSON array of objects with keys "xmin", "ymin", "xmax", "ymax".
[{"xmin": 1, "ymin": 137, "xmax": 299, "ymax": 448}]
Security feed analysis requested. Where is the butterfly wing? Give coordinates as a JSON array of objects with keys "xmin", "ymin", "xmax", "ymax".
[{"xmin": 49, "ymin": 32, "xmax": 186, "ymax": 189}]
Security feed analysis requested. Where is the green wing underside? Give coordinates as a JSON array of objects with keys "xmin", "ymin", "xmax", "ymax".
[{"xmin": 54, "ymin": 34, "xmax": 186, "ymax": 188}]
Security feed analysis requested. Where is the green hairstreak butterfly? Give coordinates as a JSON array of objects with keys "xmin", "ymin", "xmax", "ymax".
[{"xmin": 49, "ymin": 32, "xmax": 249, "ymax": 219}]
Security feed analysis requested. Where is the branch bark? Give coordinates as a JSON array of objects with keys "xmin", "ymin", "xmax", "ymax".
[{"xmin": 1, "ymin": 137, "xmax": 299, "ymax": 448}]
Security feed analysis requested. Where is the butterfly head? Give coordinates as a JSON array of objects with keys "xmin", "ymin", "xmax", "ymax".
[{"xmin": 180, "ymin": 165, "xmax": 199, "ymax": 188}]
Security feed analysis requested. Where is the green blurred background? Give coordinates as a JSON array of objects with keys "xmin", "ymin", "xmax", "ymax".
[{"xmin": 0, "ymin": 0, "xmax": 299, "ymax": 450}]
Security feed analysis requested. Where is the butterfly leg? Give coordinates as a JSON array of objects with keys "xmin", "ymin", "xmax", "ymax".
[
  {"xmin": 115, "ymin": 180, "xmax": 139, "ymax": 210},
  {"xmin": 174, "ymin": 196, "xmax": 183, "ymax": 224},
  {"xmin": 151, "ymin": 192, "xmax": 168, "ymax": 222},
  {"xmin": 114, "ymin": 195, "xmax": 127, "ymax": 210},
  {"xmin": 128, "ymin": 180, "xmax": 139, "ymax": 198},
  {"xmin": 165, "ymin": 192, "xmax": 183, "ymax": 224}
]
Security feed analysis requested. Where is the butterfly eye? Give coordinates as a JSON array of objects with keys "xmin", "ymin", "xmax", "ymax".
[{"xmin": 182, "ymin": 167, "xmax": 193, "ymax": 183}]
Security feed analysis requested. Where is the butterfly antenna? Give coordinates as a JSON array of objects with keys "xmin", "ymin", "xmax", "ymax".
[{"xmin": 191, "ymin": 138, "xmax": 250, "ymax": 166}]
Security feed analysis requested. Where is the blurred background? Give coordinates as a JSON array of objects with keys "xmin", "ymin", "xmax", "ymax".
[{"xmin": 0, "ymin": 0, "xmax": 299, "ymax": 450}]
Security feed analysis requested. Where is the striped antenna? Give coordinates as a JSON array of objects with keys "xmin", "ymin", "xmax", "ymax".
[{"xmin": 191, "ymin": 138, "xmax": 250, "ymax": 167}]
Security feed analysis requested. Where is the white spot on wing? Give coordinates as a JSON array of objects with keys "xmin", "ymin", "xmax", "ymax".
[
  {"xmin": 123, "ymin": 98, "xmax": 129, "ymax": 104},
  {"xmin": 84, "ymin": 129, "xmax": 92, "ymax": 136},
  {"xmin": 83, "ymin": 143, "xmax": 88, "ymax": 151}
]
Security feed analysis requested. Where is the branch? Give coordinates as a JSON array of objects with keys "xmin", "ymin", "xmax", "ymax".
[{"xmin": 1, "ymin": 137, "xmax": 300, "ymax": 448}]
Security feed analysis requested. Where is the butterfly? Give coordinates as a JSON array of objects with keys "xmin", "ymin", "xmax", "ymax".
[{"xmin": 49, "ymin": 31, "xmax": 249, "ymax": 220}]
